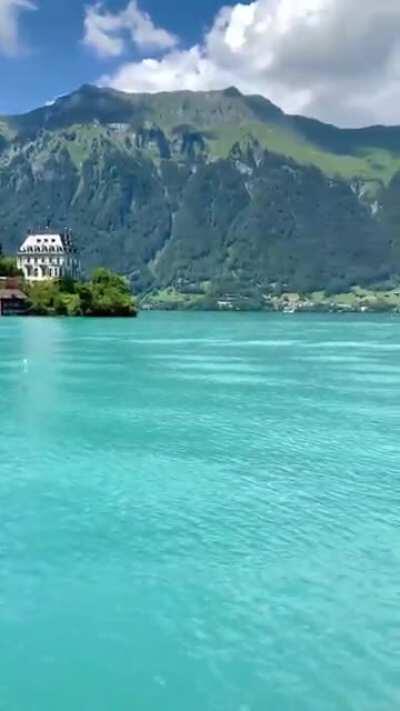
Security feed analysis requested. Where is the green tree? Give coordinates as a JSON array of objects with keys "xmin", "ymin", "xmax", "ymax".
[
  {"xmin": 0, "ymin": 246, "xmax": 21, "ymax": 277},
  {"xmin": 27, "ymin": 268, "xmax": 137, "ymax": 317},
  {"xmin": 85, "ymin": 268, "xmax": 136, "ymax": 316}
]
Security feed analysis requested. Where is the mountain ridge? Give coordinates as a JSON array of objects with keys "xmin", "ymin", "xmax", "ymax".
[
  {"xmin": 6, "ymin": 84, "xmax": 400, "ymax": 150},
  {"xmin": 6, "ymin": 83, "xmax": 400, "ymax": 130}
]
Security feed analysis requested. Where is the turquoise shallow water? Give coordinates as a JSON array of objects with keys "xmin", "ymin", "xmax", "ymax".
[{"xmin": 0, "ymin": 313, "xmax": 399, "ymax": 711}]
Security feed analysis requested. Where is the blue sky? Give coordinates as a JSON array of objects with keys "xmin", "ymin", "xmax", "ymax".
[
  {"xmin": 1, "ymin": 0, "xmax": 400, "ymax": 127},
  {"xmin": 0, "ymin": 0, "xmax": 226, "ymax": 114}
]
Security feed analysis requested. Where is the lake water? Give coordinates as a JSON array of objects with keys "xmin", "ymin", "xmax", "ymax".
[{"xmin": 0, "ymin": 313, "xmax": 399, "ymax": 711}]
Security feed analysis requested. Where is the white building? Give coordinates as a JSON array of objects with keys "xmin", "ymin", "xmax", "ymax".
[{"xmin": 17, "ymin": 231, "xmax": 80, "ymax": 281}]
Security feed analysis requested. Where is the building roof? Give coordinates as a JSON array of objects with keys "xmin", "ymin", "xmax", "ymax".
[
  {"xmin": 18, "ymin": 232, "xmax": 75, "ymax": 254},
  {"xmin": 0, "ymin": 288, "xmax": 28, "ymax": 301}
]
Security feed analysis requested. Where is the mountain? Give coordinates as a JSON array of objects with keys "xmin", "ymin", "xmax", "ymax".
[{"xmin": 1, "ymin": 84, "xmax": 400, "ymax": 303}]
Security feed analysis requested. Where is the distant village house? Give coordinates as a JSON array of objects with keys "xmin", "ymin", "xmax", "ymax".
[{"xmin": 17, "ymin": 231, "xmax": 80, "ymax": 282}]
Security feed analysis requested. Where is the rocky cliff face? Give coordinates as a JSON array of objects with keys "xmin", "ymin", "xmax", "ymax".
[{"xmin": 0, "ymin": 85, "xmax": 399, "ymax": 296}]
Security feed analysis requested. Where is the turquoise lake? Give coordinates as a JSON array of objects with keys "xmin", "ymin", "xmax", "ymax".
[{"xmin": 0, "ymin": 313, "xmax": 399, "ymax": 711}]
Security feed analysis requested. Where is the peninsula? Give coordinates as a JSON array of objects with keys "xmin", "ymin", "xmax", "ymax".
[{"xmin": 0, "ymin": 239, "xmax": 137, "ymax": 317}]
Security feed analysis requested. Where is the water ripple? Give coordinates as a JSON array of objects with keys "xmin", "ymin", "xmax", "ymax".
[{"xmin": 0, "ymin": 313, "xmax": 399, "ymax": 711}]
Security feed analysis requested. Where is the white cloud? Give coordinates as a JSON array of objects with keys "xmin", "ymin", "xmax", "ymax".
[
  {"xmin": 83, "ymin": 1, "xmax": 178, "ymax": 58},
  {"xmin": 0, "ymin": 0, "xmax": 36, "ymax": 56},
  {"xmin": 84, "ymin": 3, "xmax": 125, "ymax": 57},
  {"xmin": 98, "ymin": 0, "xmax": 400, "ymax": 127}
]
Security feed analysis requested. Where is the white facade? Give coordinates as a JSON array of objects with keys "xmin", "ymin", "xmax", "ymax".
[{"xmin": 17, "ymin": 233, "xmax": 80, "ymax": 282}]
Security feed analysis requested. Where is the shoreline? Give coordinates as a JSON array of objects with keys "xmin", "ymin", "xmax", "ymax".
[
  {"xmin": 139, "ymin": 307, "xmax": 400, "ymax": 314},
  {"xmin": 139, "ymin": 286, "xmax": 400, "ymax": 314}
]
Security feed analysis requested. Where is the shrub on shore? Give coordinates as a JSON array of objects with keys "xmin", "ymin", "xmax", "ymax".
[
  {"xmin": 0, "ymin": 253, "xmax": 21, "ymax": 278},
  {"xmin": 27, "ymin": 268, "xmax": 137, "ymax": 317}
]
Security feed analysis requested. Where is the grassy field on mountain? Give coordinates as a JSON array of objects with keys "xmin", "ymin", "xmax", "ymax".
[{"xmin": 209, "ymin": 123, "xmax": 400, "ymax": 185}]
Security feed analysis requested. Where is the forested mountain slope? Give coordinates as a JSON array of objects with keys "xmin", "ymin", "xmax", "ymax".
[{"xmin": 1, "ymin": 85, "xmax": 399, "ymax": 300}]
